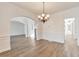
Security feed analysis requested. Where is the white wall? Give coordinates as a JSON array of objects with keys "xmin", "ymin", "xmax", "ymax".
[
  {"xmin": 10, "ymin": 22, "xmax": 25, "ymax": 36},
  {"xmin": 42, "ymin": 6, "xmax": 79, "ymax": 44}
]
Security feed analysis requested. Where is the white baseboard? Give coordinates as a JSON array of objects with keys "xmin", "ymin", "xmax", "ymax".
[
  {"xmin": 0, "ymin": 47, "xmax": 11, "ymax": 53},
  {"xmin": 10, "ymin": 34, "xmax": 25, "ymax": 36}
]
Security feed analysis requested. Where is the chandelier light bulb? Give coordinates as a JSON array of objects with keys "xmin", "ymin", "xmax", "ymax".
[
  {"xmin": 42, "ymin": 13, "xmax": 45, "ymax": 17},
  {"xmin": 45, "ymin": 16, "xmax": 48, "ymax": 19},
  {"xmin": 40, "ymin": 17, "xmax": 43, "ymax": 19},
  {"xmin": 38, "ymin": 16, "xmax": 41, "ymax": 18},
  {"xmin": 46, "ymin": 14, "xmax": 50, "ymax": 17}
]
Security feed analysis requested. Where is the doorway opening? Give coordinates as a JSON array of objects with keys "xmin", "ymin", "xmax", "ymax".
[
  {"xmin": 64, "ymin": 17, "xmax": 78, "ymax": 56},
  {"xmin": 10, "ymin": 17, "xmax": 37, "ymax": 50}
]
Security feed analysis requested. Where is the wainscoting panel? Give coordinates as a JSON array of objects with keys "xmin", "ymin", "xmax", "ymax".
[{"xmin": 0, "ymin": 34, "xmax": 11, "ymax": 53}]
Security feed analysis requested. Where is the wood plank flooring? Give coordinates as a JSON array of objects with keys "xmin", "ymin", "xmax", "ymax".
[{"xmin": 0, "ymin": 35, "xmax": 64, "ymax": 57}]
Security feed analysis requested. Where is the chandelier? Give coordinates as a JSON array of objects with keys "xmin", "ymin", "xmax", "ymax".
[{"xmin": 38, "ymin": 2, "xmax": 50, "ymax": 23}]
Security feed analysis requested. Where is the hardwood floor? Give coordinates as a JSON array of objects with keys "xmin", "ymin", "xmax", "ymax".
[{"xmin": 0, "ymin": 35, "xmax": 64, "ymax": 57}]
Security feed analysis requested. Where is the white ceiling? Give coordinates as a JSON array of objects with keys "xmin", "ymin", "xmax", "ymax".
[{"xmin": 11, "ymin": 2, "xmax": 79, "ymax": 14}]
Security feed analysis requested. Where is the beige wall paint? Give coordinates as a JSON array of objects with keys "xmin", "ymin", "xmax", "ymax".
[
  {"xmin": 42, "ymin": 6, "xmax": 79, "ymax": 43},
  {"xmin": 37, "ymin": 22, "xmax": 44, "ymax": 40},
  {"xmin": 0, "ymin": 3, "xmax": 36, "ymax": 53},
  {"xmin": 42, "ymin": 15, "xmax": 64, "ymax": 43}
]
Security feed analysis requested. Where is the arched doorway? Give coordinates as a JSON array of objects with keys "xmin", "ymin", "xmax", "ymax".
[{"xmin": 10, "ymin": 17, "xmax": 37, "ymax": 50}]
